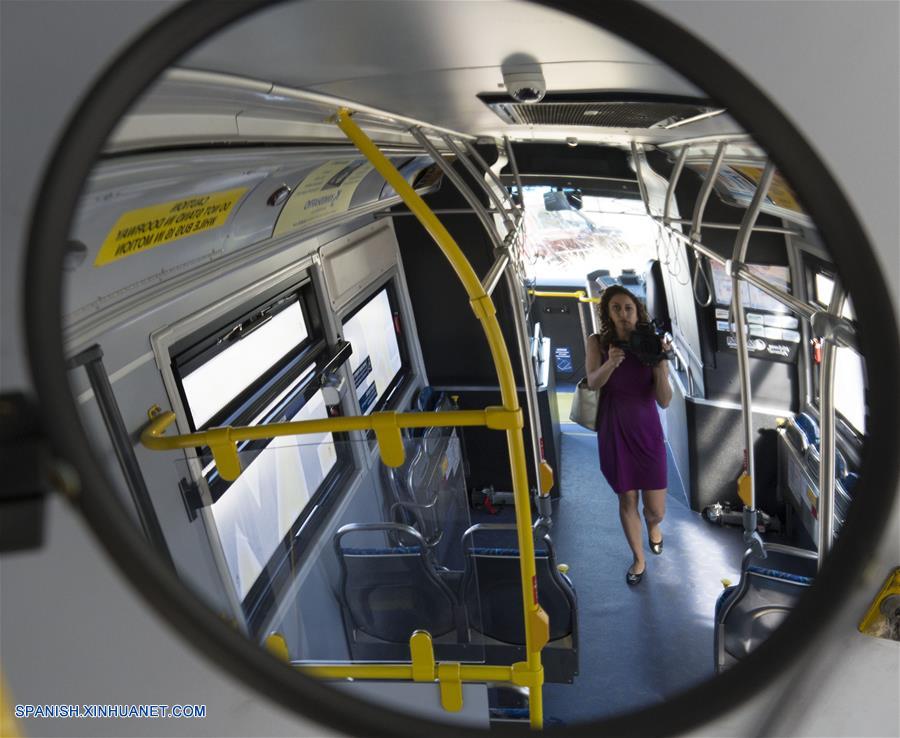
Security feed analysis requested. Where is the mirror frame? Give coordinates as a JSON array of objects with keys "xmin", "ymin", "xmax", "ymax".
[{"xmin": 23, "ymin": 1, "xmax": 900, "ymax": 736}]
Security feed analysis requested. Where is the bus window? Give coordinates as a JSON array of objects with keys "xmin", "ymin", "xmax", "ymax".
[
  {"xmin": 341, "ymin": 281, "xmax": 410, "ymax": 415},
  {"xmin": 834, "ymin": 346, "xmax": 867, "ymax": 436},
  {"xmin": 810, "ymin": 272, "xmax": 866, "ymax": 436},
  {"xmin": 179, "ymin": 299, "xmax": 310, "ymax": 429}
]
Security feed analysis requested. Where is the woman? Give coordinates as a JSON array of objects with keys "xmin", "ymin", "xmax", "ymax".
[{"xmin": 584, "ymin": 285, "xmax": 672, "ymax": 585}]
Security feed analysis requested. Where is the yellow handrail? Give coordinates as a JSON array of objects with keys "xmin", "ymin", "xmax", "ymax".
[
  {"xmin": 297, "ymin": 632, "xmax": 539, "ymax": 714},
  {"xmin": 141, "ymin": 406, "xmax": 520, "ymax": 481},
  {"xmin": 335, "ymin": 109, "xmax": 546, "ymax": 728},
  {"xmin": 529, "ymin": 288, "xmax": 601, "ymax": 303}
]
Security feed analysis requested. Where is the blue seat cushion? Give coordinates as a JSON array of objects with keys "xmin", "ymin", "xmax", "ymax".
[{"xmin": 795, "ymin": 413, "xmax": 820, "ymax": 446}]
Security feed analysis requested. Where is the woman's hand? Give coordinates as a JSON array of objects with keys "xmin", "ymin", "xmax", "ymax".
[{"xmin": 605, "ymin": 346, "xmax": 626, "ymax": 370}]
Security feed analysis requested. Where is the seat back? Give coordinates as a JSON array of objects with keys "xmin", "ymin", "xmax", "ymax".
[
  {"xmin": 380, "ymin": 388, "xmax": 454, "ymax": 545},
  {"xmin": 461, "ymin": 524, "xmax": 576, "ymax": 644},
  {"xmin": 334, "ymin": 523, "xmax": 458, "ymax": 643},
  {"xmin": 643, "ymin": 259, "xmax": 671, "ymax": 333},
  {"xmin": 793, "ymin": 412, "xmax": 820, "ymax": 448},
  {"xmin": 715, "ymin": 543, "xmax": 817, "ymax": 671}
]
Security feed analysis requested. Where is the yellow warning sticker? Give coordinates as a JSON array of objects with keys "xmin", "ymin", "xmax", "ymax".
[
  {"xmin": 806, "ymin": 486, "xmax": 818, "ymax": 515},
  {"xmin": 94, "ymin": 187, "xmax": 247, "ymax": 267},
  {"xmin": 732, "ymin": 165, "xmax": 804, "ymax": 214},
  {"xmin": 273, "ymin": 160, "xmax": 374, "ymax": 237}
]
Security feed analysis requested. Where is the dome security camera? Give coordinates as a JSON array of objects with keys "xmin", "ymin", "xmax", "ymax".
[{"xmin": 503, "ymin": 68, "xmax": 547, "ymax": 104}]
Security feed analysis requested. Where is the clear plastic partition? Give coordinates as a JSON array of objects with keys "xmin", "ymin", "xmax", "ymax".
[{"xmin": 172, "ymin": 428, "xmax": 486, "ymax": 666}]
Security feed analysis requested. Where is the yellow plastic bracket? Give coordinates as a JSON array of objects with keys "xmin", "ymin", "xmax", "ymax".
[
  {"xmin": 737, "ymin": 471, "xmax": 753, "ymax": 507},
  {"xmin": 509, "ymin": 661, "xmax": 544, "ymax": 690},
  {"xmin": 858, "ymin": 567, "xmax": 900, "ymax": 636},
  {"xmin": 206, "ymin": 427, "xmax": 242, "ymax": 481},
  {"xmin": 370, "ymin": 412, "xmax": 405, "ymax": 468},
  {"xmin": 264, "ymin": 633, "xmax": 290, "ymax": 662},
  {"xmin": 483, "ymin": 405, "xmax": 523, "ymax": 430},
  {"xmin": 469, "ymin": 293, "xmax": 497, "ymax": 322},
  {"xmin": 141, "ymin": 408, "xmax": 178, "ymax": 447},
  {"xmin": 409, "ymin": 631, "xmax": 436, "ymax": 682},
  {"xmin": 436, "ymin": 662, "xmax": 463, "ymax": 712},
  {"xmin": 539, "ymin": 461, "xmax": 555, "ymax": 494},
  {"xmin": 530, "ymin": 606, "xmax": 550, "ymax": 652}
]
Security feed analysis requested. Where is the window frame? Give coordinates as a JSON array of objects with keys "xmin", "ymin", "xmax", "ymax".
[
  {"xmin": 170, "ymin": 278, "xmax": 322, "ymax": 433},
  {"xmin": 801, "ymin": 255, "xmax": 867, "ymax": 452},
  {"xmin": 339, "ymin": 277, "xmax": 412, "ymax": 417},
  {"xmin": 167, "ymin": 273, "xmax": 357, "ymax": 627}
]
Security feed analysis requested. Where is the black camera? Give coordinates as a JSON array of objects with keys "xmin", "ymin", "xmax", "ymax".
[{"xmin": 614, "ymin": 321, "xmax": 674, "ymax": 366}]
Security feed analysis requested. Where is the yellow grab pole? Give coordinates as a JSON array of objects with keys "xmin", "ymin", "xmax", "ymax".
[
  {"xmin": 528, "ymin": 288, "xmax": 601, "ymax": 303},
  {"xmin": 335, "ymin": 109, "xmax": 546, "ymax": 728},
  {"xmin": 141, "ymin": 406, "xmax": 516, "ymax": 480}
]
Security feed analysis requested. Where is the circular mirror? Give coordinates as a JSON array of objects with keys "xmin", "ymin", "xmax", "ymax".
[{"xmin": 22, "ymin": 1, "xmax": 899, "ymax": 735}]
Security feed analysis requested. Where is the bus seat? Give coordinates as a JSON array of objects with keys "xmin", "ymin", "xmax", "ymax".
[
  {"xmin": 783, "ymin": 415, "xmax": 811, "ymax": 452},
  {"xmin": 793, "ymin": 413, "xmax": 820, "ymax": 448},
  {"xmin": 461, "ymin": 524, "xmax": 578, "ymax": 683},
  {"xmin": 842, "ymin": 472, "xmax": 859, "ymax": 493},
  {"xmin": 333, "ymin": 523, "xmax": 466, "ymax": 653},
  {"xmin": 714, "ymin": 543, "xmax": 817, "ymax": 672},
  {"xmin": 381, "ymin": 391, "xmax": 458, "ymax": 548},
  {"xmin": 643, "ymin": 259, "xmax": 671, "ymax": 332},
  {"xmin": 387, "ymin": 424, "xmax": 461, "ymax": 548},
  {"xmin": 805, "ymin": 445, "xmax": 848, "ymax": 484},
  {"xmin": 415, "ymin": 385, "xmax": 453, "ymax": 413},
  {"xmin": 416, "ymin": 385, "xmax": 438, "ymax": 412}
]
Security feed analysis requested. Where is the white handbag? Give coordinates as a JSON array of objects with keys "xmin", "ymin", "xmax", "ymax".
[{"xmin": 569, "ymin": 377, "xmax": 600, "ymax": 431}]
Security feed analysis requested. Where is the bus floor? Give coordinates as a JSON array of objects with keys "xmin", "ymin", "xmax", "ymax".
[{"xmin": 472, "ymin": 422, "xmax": 751, "ymax": 725}]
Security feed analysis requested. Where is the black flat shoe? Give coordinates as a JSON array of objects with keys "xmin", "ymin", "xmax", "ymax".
[
  {"xmin": 649, "ymin": 534, "xmax": 663, "ymax": 555},
  {"xmin": 626, "ymin": 566, "xmax": 645, "ymax": 585}
]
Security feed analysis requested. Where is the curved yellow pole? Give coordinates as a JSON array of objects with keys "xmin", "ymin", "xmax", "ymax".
[{"xmin": 335, "ymin": 109, "xmax": 547, "ymax": 728}]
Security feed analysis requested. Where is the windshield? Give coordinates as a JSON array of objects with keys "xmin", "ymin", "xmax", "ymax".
[{"xmin": 520, "ymin": 186, "xmax": 659, "ymax": 284}]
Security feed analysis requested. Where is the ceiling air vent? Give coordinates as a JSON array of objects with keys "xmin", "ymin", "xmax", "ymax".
[{"xmin": 480, "ymin": 94, "xmax": 720, "ymax": 129}]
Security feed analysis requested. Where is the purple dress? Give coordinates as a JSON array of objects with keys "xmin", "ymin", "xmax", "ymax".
[{"xmin": 596, "ymin": 347, "xmax": 667, "ymax": 494}]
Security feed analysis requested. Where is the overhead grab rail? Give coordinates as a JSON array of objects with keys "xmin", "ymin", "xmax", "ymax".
[
  {"xmin": 411, "ymin": 127, "xmax": 553, "ymax": 510},
  {"xmin": 634, "ymin": 134, "xmax": 859, "ymax": 561},
  {"xmin": 463, "ymin": 138, "xmax": 525, "ymax": 226},
  {"xmin": 504, "ymin": 135, "xmax": 525, "ymax": 206},
  {"xmin": 441, "ymin": 134, "xmax": 517, "ymax": 233},
  {"xmin": 634, "ymin": 139, "xmax": 856, "ymax": 350}
]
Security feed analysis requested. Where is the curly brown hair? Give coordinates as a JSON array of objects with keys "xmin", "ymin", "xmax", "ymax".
[{"xmin": 595, "ymin": 285, "xmax": 651, "ymax": 350}]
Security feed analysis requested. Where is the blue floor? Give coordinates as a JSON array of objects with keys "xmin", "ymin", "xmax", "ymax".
[{"xmin": 538, "ymin": 422, "xmax": 748, "ymax": 725}]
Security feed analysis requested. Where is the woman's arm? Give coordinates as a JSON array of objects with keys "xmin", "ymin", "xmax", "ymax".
[
  {"xmin": 585, "ymin": 335, "xmax": 623, "ymax": 390},
  {"xmin": 653, "ymin": 337, "xmax": 673, "ymax": 408}
]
